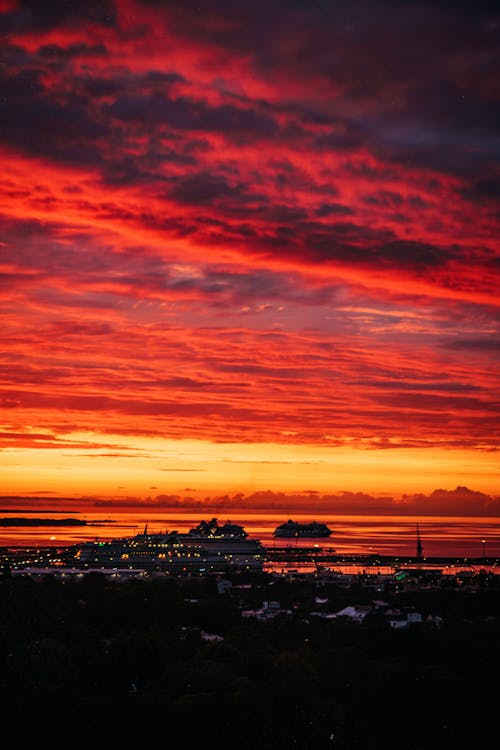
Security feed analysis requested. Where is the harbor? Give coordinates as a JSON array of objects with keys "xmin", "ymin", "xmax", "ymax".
[{"xmin": 1, "ymin": 516, "xmax": 498, "ymax": 577}]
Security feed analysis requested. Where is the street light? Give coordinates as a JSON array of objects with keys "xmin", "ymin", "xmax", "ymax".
[{"xmin": 481, "ymin": 539, "xmax": 486, "ymax": 558}]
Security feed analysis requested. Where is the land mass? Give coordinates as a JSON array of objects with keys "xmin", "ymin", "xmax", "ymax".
[
  {"xmin": 0, "ymin": 508, "xmax": 79, "ymax": 514},
  {"xmin": 0, "ymin": 570, "xmax": 497, "ymax": 747},
  {"xmin": 0, "ymin": 518, "xmax": 87, "ymax": 527}
]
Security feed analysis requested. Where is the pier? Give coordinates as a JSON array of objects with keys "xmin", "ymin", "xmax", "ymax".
[{"xmin": 265, "ymin": 546, "xmax": 499, "ymax": 568}]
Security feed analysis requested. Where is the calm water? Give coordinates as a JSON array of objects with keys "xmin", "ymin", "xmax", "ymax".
[{"xmin": 1, "ymin": 510, "xmax": 499, "ymax": 559}]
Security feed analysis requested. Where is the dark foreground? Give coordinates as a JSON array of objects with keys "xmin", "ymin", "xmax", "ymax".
[{"xmin": 1, "ymin": 572, "xmax": 498, "ymax": 748}]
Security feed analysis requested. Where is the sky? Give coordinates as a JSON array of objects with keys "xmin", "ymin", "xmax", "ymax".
[{"xmin": 0, "ymin": 0, "xmax": 499, "ymax": 514}]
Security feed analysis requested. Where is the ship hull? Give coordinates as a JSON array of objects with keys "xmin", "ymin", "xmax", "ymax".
[
  {"xmin": 274, "ymin": 530, "xmax": 332, "ymax": 538},
  {"xmin": 273, "ymin": 520, "xmax": 333, "ymax": 538}
]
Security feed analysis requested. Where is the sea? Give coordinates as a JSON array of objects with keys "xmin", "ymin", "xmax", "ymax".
[{"xmin": 1, "ymin": 510, "xmax": 499, "ymax": 562}]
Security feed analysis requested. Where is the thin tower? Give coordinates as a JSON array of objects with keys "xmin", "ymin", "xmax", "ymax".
[{"xmin": 416, "ymin": 523, "xmax": 423, "ymax": 561}]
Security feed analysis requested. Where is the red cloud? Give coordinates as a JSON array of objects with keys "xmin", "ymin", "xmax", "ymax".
[{"xmin": 0, "ymin": 0, "xmax": 498, "ymax": 496}]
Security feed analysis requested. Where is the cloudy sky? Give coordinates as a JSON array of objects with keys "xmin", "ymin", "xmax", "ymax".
[{"xmin": 1, "ymin": 0, "xmax": 498, "ymax": 508}]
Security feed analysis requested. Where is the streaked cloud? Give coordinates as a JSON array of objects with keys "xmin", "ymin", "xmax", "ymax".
[{"xmin": 0, "ymin": 0, "xmax": 498, "ymax": 503}]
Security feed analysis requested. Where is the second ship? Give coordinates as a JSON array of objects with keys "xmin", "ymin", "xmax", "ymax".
[{"xmin": 273, "ymin": 520, "xmax": 333, "ymax": 538}]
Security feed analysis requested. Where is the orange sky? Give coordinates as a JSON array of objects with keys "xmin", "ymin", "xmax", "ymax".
[{"xmin": 0, "ymin": 0, "xmax": 498, "ymax": 513}]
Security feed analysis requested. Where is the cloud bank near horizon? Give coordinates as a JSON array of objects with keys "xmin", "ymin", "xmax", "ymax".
[{"xmin": 1, "ymin": 486, "xmax": 499, "ymax": 517}]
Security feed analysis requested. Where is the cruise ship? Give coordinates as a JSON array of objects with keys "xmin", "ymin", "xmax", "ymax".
[
  {"xmin": 177, "ymin": 518, "xmax": 264, "ymax": 568},
  {"xmin": 73, "ymin": 519, "xmax": 265, "ymax": 572},
  {"xmin": 274, "ymin": 520, "xmax": 333, "ymax": 538}
]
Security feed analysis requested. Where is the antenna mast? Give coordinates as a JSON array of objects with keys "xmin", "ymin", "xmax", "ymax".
[{"xmin": 416, "ymin": 523, "xmax": 423, "ymax": 561}]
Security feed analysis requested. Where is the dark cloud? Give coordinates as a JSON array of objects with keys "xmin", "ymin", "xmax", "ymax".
[
  {"xmin": 169, "ymin": 173, "xmax": 240, "ymax": 205},
  {"xmin": 314, "ymin": 203, "xmax": 354, "ymax": 218},
  {"xmin": 426, "ymin": 0, "xmax": 500, "ymax": 15},
  {"xmin": 37, "ymin": 43, "xmax": 108, "ymax": 59},
  {"xmin": 142, "ymin": 71, "xmax": 186, "ymax": 85},
  {"xmin": 107, "ymin": 93, "xmax": 278, "ymax": 141},
  {"xmin": 0, "ymin": 85, "xmax": 110, "ymax": 166},
  {"xmin": 362, "ymin": 191, "xmax": 404, "ymax": 208},
  {"xmin": 157, "ymin": 0, "xmax": 499, "ymax": 178},
  {"xmin": 100, "ymin": 148, "xmax": 199, "ymax": 187},
  {"xmin": 400, "ymin": 486, "xmax": 500, "ymax": 515},
  {"xmin": 461, "ymin": 178, "xmax": 500, "ymax": 203},
  {"xmin": 358, "ymin": 380, "xmax": 482, "ymax": 393},
  {"xmin": 2, "ymin": 0, "xmax": 497, "ymax": 183},
  {"xmin": 86, "ymin": 484, "xmax": 500, "ymax": 516},
  {"xmin": 376, "ymin": 392, "xmax": 495, "ymax": 412},
  {"xmin": 375, "ymin": 240, "xmax": 458, "ymax": 269},
  {"xmin": 314, "ymin": 130, "xmax": 363, "ymax": 152},
  {"xmin": 0, "ymin": 0, "xmax": 117, "ymax": 33},
  {"xmin": 260, "ymin": 226, "xmax": 456, "ymax": 274},
  {"xmin": 0, "ymin": 68, "xmax": 45, "ymax": 98},
  {"xmin": 444, "ymin": 337, "xmax": 500, "ymax": 352},
  {"xmin": 46, "ymin": 321, "xmax": 115, "ymax": 337},
  {"xmin": 162, "ymin": 266, "xmax": 342, "ymax": 308}
]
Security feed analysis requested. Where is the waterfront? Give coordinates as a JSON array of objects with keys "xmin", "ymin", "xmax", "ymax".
[{"xmin": 1, "ymin": 511, "xmax": 499, "ymax": 560}]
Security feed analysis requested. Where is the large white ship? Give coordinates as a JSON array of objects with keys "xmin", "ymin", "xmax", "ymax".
[
  {"xmin": 177, "ymin": 518, "xmax": 264, "ymax": 568},
  {"xmin": 74, "ymin": 518, "xmax": 265, "ymax": 572}
]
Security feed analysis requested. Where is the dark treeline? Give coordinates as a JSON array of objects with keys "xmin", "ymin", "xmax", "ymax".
[{"xmin": 0, "ymin": 573, "xmax": 498, "ymax": 748}]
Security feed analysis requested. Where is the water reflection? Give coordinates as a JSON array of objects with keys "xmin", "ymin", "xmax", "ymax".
[{"xmin": 1, "ymin": 510, "xmax": 499, "ymax": 558}]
